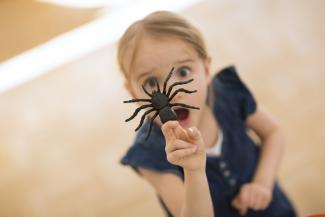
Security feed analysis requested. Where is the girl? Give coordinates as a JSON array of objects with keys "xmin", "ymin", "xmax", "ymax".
[{"xmin": 119, "ymin": 11, "xmax": 296, "ymax": 217}]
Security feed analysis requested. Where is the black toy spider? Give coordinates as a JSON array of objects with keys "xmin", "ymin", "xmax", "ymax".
[{"xmin": 123, "ymin": 67, "xmax": 200, "ymax": 140}]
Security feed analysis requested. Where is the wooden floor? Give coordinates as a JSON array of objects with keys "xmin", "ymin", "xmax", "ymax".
[
  {"xmin": 0, "ymin": 0, "xmax": 324, "ymax": 217},
  {"xmin": 0, "ymin": 0, "xmax": 98, "ymax": 62}
]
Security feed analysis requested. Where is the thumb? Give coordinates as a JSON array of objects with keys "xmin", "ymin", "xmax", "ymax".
[
  {"xmin": 231, "ymin": 196, "xmax": 240, "ymax": 209},
  {"xmin": 232, "ymin": 193, "xmax": 248, "ymax": 216},
  {"xmin": 240, "ymin": 206, "xmax": 248, "ymax": 216},
  {"xmin": 173, "ymin": 122, "xmax": 189, "ymax": 140}
]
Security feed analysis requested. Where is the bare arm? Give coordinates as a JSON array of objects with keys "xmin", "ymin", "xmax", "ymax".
[
  {"xmin": 232, "ymin": 105, "xmax": 285, "ymax": 215},
  {"xmin": 139, "ymin": 168, "xmax": 213, "ymax": 217},
  {"xmin": 246, "ymin": 105, "xmax": 285, "ymax": 189},
  {"xmin": 138, "ymin": 121, "xmax": 214, "ymax": 217},
  {"xmin": 182, "ymin": 169, "xmax": 213, "ymax": 217}
]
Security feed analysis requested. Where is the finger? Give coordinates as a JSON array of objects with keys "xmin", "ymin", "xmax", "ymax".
[
  {"xmin": 187, "ymin": 127, "xmax": 200, "ymax": 141},
  {"xmin": 238, "ymin": 186, "xmax": 250, "ymax": 216},
  {"xmin": 165, "ymin": 139, "xmax": 196, "ymax": 154},
  {"xmin": 250, "ymin": 190, "xmax": 260, "ymax": 210},
  {"xmin": 238, "ymin": 186, "xmax": 250, "ymax": 206},
  {"xmin": 161, "ymin": 121, "xmax": 178, "ymax": 141},
  {"xmin": 173, "ymin": 123, "xmax": 189, "ymax": 140},
  {"xmin": 161, "ymin": 121, "xmax": 178, "ymax": 134},
  {"xmin": 254, "ymin": 195, "xmax": 263, "ymax": 211},
  {"xmin": 239, "ymin": 205, "xmax": 248, "ymax": 216},
  {"xmin": 187, "ymin": 127, "xmax": 205, "ymax": 149},
  {"xmin": 165, "ymin": 127, "xmax": 177, "ymax": 143},
  {"xmin": 232, "ymin": 196, "xmax": 247, "ymax": 216},
  {"xmin": 231, "ymin": 196, "xmax": 240, "ymax": 209},
  {"xmin": 232, "ymin": 193, "xmax": 248, "ymax": 216},
  {"xmin": 260, "ymin": 194, "xmax": 271, "ymax": 210},
  {"xmin": 167, "ymin": 146, "xmax": 197, "ymax": 163}
]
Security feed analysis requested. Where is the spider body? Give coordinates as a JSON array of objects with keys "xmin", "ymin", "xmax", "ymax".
[
  {"xmin": 123, "ymin": 67, "xmax": 200, "ymax": 140},
  {"xmin": 151, "ymin": 92, "xmax": 169, "ymax": 110},
  {"xmin": 158, "ymin": 107, "xmax": 177, "ymax": 123},
  {"xmin": 151, "ymin": 92, "xmax": 177, "ymax": 123}
]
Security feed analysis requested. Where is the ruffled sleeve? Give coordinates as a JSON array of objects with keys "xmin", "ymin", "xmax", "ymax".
[
  {"xmin": 213, "ymin": 65, "xmax": 257, "ymax": 121},
  {"xmin": 120, "ymin": 121, "xmax": 184, "ymax": 179}
]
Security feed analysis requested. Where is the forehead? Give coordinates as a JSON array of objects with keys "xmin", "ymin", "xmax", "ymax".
[{"xmin": 129, "ymin": 36, "xmax": 198, "ymax": 78}]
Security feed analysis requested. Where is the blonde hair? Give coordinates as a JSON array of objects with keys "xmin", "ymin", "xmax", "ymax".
[{"xmin": 117, "ymin": 11, "xmax": 208, "ymax": 77}]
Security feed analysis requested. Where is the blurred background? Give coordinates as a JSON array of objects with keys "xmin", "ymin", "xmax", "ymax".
[{"xmin": 0, "ymin": 0, "xmax": 324, "ymax": 216}]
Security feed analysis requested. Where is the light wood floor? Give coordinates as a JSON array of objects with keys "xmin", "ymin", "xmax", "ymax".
[{"xmin": 0, "ymin": 0, "xmax": 324, "ymax": 217}]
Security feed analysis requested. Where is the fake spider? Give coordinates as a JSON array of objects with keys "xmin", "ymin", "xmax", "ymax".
[{"xmin": 123, "ymin": 67, "xmax": 200, "ymax": 140}]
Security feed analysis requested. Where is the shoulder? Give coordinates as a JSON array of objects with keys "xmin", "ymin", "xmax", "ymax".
[
  {"xmin": 212, "ymin": 65, "xmax": 253, "ymax": 96},
  {"xmin": 211, "ymin": 65, "xmax": 257, "ymax": 121}
]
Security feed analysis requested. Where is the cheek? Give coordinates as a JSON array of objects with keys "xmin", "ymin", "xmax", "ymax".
[
  {"xmin": 198, "ymin": 88, "xmax": 208, "ymax": 107},
  {"xmin": 192, "ymin": 78, "xmax": 208, "ymax": 104},
  {"xmin": 130, "ymin": 81, "xmax": 146, "ymax": 98},
  {"xmin": 127, "ymin": 85, "xmax": 151, "ymax": 110}
]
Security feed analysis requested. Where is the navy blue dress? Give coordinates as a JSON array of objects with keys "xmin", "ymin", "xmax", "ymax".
[{"xmin": 120, "ymin": 66, "xmax": 296, "ymax": 217}]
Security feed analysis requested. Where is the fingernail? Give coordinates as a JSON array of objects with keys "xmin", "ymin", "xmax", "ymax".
[
  {"xmin": 172, "ymin": 120, "xmax": 179, "ymax": 126},
  {"xmin": 188, "ymin": 127, "xmax": 193, "ymax": 133}
]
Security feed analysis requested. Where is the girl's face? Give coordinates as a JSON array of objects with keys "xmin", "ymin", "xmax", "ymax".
[{"xmin": 124, "ymin": 35, "xmax": 211, "ymax": 128}]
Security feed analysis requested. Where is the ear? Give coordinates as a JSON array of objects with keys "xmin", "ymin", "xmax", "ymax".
[{"xmin": 203, "ymin": 56, "xmax": 212, "ymax": 83}]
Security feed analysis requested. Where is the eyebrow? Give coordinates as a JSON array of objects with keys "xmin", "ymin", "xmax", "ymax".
[
  {"xmin": 175, "ymin": 58, "xmax": 194, "ymax": 64},
  {"xmin": 136, "ymin": 71, "xmax": 152, "ymax": 82},
  {"xmin": 136, "ymin": 58, "xmax": 194, "ymax": 81}
]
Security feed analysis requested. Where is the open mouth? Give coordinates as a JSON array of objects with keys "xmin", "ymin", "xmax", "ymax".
[{"xmin": 174, "ymin": 108, "xmax": 190, "ymax": 122}]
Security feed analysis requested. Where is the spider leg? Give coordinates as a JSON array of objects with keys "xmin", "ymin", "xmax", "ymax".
[
  {"xmin": 163, "ymin": 67, "xmax": 174, "ymax": 94},
  {"xmin": 154, "ymin": 78, "xmax": 161, "ymax": 93},
  {"xmin": 142, "ymin": 85, "xmax": 152, "ymax": 97},
  {"xmin": 123, "ymin": 98, "xmax": 151, "ymax": 103},
  {"xmin": 168, "ymin": 88, "xmax": 197, "ymax": 102},
  {"xmin": 145, "ymin": 111, "xmax": 159, "ymax": 140},
  {"xmin": 125, "ymin": 104, "xmax": 153, "ymax": 122},
  {"xmin": 170, "ymin": 103, "xmax": 200, "ymax": 110},
  {"xmin": 135, "ymin": 108, "xmax": 156, "ymax": 131},
  {"xmin": 167, "ymin": 79, "xmax": 194, "ymax": 97}
]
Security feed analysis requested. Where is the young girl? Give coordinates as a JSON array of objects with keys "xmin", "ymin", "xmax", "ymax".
[{"xmin": 119, "ymin": 11, "xmax": 296, "ymax": 217}]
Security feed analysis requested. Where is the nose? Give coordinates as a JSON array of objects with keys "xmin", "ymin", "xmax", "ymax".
[{"xmin": 169, "ymin": 90, "xmax": 185, "ymax": 104}]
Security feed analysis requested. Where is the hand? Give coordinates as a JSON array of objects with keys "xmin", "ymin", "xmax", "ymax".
[
  {"xmin": 231, "ymin": 182, "xmax": 272, "ymax": 216},
  {"xmin": 161, "ymin": 121, "xmax": 206, "ymax": 172}
]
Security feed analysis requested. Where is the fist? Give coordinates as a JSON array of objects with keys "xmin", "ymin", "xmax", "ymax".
[{"xmin": 231, "ymin": 182, "xmax": 272, "ymax": 216}]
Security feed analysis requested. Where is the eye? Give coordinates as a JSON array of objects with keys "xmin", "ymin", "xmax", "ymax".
[
  {"xmin": 143, "ymin": 76, "xmax": 158, "ymax": 90},
  {"xmin": 177, "ymin": 67, "xmax": 191, "ymax": 78}
]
